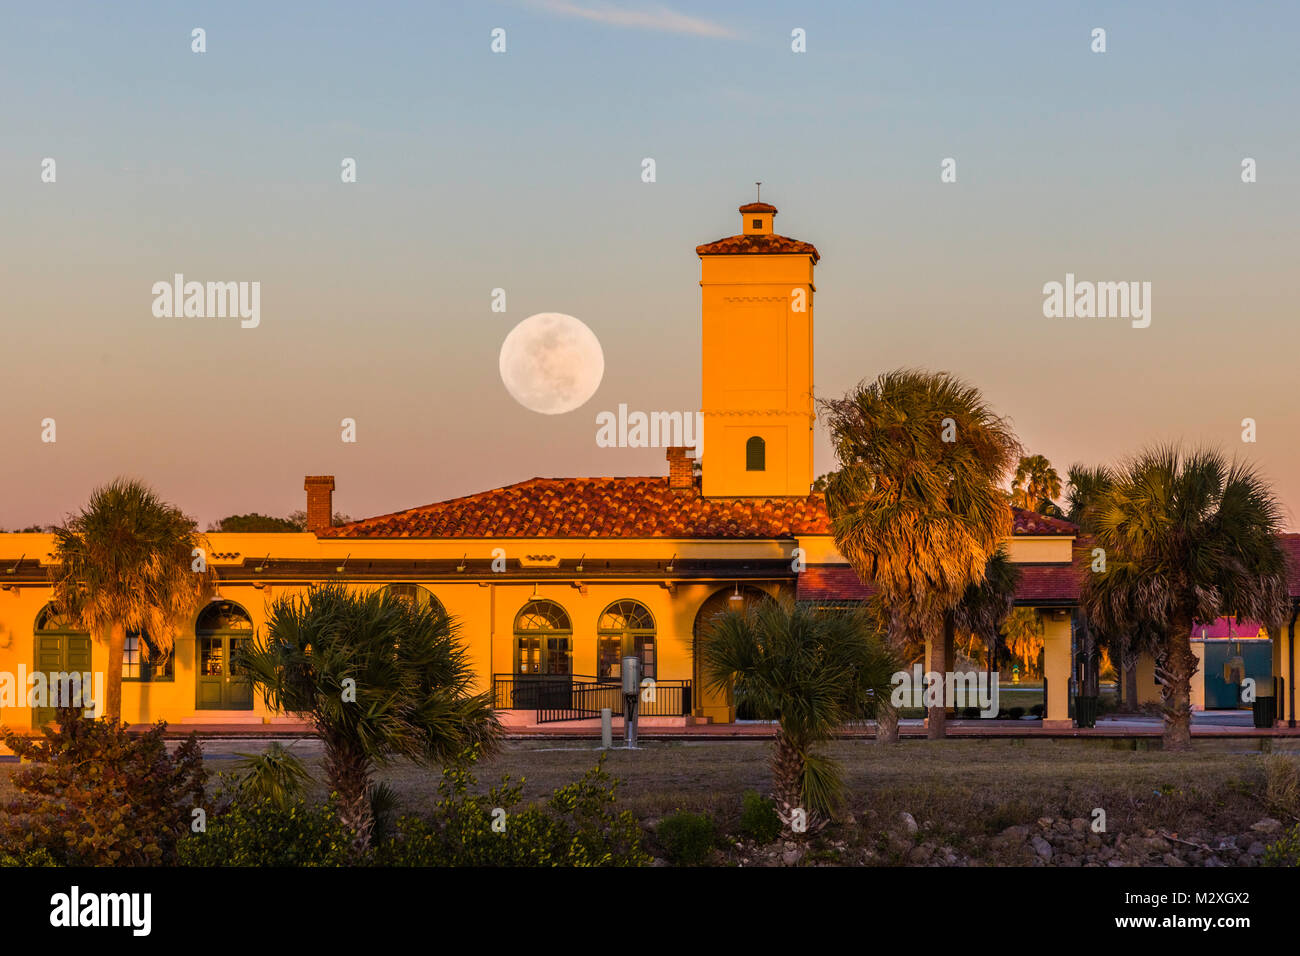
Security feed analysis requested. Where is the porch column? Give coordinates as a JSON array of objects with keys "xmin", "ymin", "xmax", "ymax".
[{"xmin": 1042, "ymin": 610, "xmax": 1073, "ymax": 729}]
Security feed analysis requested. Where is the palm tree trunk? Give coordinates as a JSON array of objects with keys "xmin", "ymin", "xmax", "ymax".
[
  {"xmin": 1163, "ymin": 621, "xmax": 1197, "ymax": 751},
  {"xmin": 875, "ymin": 696, "xmax": 900, "ymax": 744},
  {"xmin": 927, "ymin": 614, "xmax": 948, "ymax": 740},
  {"xmin": 323, "ymin": 735, "xmax": 375, "ymax": 856},
  {"xmin": 105, "ymin": 622, "xmax": 125, "ymax": 723},
  {"xmin": 1123, "ymin": 651, "xmax": 1138, "ymax": 713},
  {"xmin": 771, "ymin": 730, "xmax": 806, "ymax": 834}
]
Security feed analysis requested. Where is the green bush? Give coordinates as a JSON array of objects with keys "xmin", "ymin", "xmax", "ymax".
[
  {"xmin": 375, "ymin": 748, "xmax": 649, "ymax": 867},
  {"xmin": 0, "ymin": 708, "xmax": 205, "ymax": 866},
  {"xmin": 178, "ymin": 797, "xmax": 353, "ymax": 866},
  {"xmin": 232, "ymin": 742, "xmax": 311, "ymax": 810},
  {"xmin": 737, "ymin": 791, "xmax": 782, "ymax": 843},
  {"xmin": 0, "ymin": 847, "xmax": 59, "ymax": 867},
  {"xmin": 1263, "ymin": 824, "xmax": 1300, "ymax": 867},
  {"xmin": 656, "ymin": 811, "xmax": 716, "ymax": 865}
]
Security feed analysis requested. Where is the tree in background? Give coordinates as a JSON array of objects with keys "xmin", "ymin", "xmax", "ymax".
[
  {"xmin": 1077, "ymin": 445, "xmax": 1288, "ymax": 749},
  {"xmin": 51, "ymin": 479, "xmax": 214, "ymax": 722},
  {"xmin": 1010, "ymin": 454, "xmax": 1064, "ymax": 517},
  {"xmin": 822, "ymin": 370, "xmax": 1020, "ymax": 740}
]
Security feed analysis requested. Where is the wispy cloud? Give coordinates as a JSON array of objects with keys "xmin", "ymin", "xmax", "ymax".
[{"xmin": 529, "ymin": 1, "xmax": 735, "ymax": 38}]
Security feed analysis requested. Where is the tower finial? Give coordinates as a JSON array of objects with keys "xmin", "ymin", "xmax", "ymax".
[{"xmin": 755, "ymin": 181, "xmax": 762, "ymax": 202}]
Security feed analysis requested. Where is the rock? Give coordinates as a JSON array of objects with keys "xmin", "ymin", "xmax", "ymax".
[
  {"xmin": 1086, "ymin": 834, "xmax": 1102, "ymax": 848},
  {"xmin": 1162, "ymin": 853, "xmax": 1188, "ymax": 867},
  {"xmin": 1106, "ymin": 859, "xmax": 1126, "ymax": 867},
  {"xmin": 908, "ymin": 844, "xmax": 933, "ymax": 864},
  {"xmin": 1070, "ymin": 818, "xmax": 1088, "ymax": 834},
  {"xmin": 994, "ymin": 825, "xmax": 1030, "ymax": 846},
  {"xmin": 1248, "ymin": 842, "xmax": 1267, "ymax": 857},
  {"xmin": 1146, "ymin": 836, "xmax": 1171, "ymax": 853},
  {"xmin": 782, "ymin": 847, "xmax": 803, "ymax": 866},
  {"xmin": 1037, "ymin": 817, "xmax": 1054, "ymax": 829},
  {"xmin": 1251, "ymin": 818, "xmax": 1282, "ymax": 834},
  {"xmin": 900, "ymin": 812, "xmax": 919, "ymax": 834},
  {"xmin": 1031, "ymin": 835, "xmax": 1054, "ymax": 861}
]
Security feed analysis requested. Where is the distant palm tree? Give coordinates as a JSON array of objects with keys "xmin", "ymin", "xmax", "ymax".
[
  {"xmin": 821, "ymin": 370, "xmax": 1020, "ymax": 740},
  {"xmin": 51, "ymin": 479, "xmax": 213, "ymax": 723},
  {"xmin": 699, "ymin": 599, "xmax": 896, "ymax": 833},
  {"xmin": 239, "ymin": 584, "xmax": 501, "ymax": 854},
  {"xmin": 1000, "ymin": 607, "xmax": 1043, "ymax": 678},
  {"xmin": 1078, "ymin": 445, "xmax": 1288, "ymax": 749},
  {"xmin": 1011, "ymin": 454, "xmax": 1063, "ymax": 516}
]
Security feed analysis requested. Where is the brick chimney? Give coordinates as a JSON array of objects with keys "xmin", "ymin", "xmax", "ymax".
[
  {"xmin": 666, "ymin": 447, "xmax": 695, "ymax": 491},
  {"xmin": 304, "ymin": 476, "xmax": 335, "ymax": 533}
]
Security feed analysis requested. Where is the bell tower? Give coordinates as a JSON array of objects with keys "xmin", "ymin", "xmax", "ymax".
[{"xmin": 696, "ymin": 198, "xmax": 818, "ymax": 498}]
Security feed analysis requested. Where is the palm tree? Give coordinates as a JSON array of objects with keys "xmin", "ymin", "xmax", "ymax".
[
  {"xmin": 238, "ymin": 584, "xmax": 501, "ymax": 854},
  {"xmin": 953, "ymin": 548, "xmax": 1020, "ymax": 690},
  {"xmin": 1000, "ymin": 608, "xmax": 1043, "ymax": 678},
  {"xmin": 1078, "ymin": 445, "xmax": 1288, "ymax": 749},
  {"xmin": 821, "ymin": 370, "xmax": 1020, "ymax": 740},
  {"xmin": 51, "ymin": 479, "xmax": 213, "ymax": 723},
  {"xmin": 1011, "ymin": 454, "xmax": 1063, "ymax": 516},
  {"xmin": 698, "ymin": 599, "xmax": 896, "ymax": 833}
]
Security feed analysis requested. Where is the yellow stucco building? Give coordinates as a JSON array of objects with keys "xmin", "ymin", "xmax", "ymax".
[{"xmin": 0, "ymin": 201, "xmax": 1202, "ymax": 733}]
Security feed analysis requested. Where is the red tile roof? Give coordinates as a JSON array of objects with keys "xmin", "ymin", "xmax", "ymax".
[
  {"xmin": 738, "ymin": 202, "xmax": 778, "ymax": 213},
  {"xmin": 796, "ymin": 562, "xmax": 1081, "ymax": 605},
  {"xmin": 695, "ymin": 234, "xmax": 820, "ymax": 262},
  {"xmin": 1283, "ymin": 534, "xmax": 1300, "ymax": 598},
  {"xmin": 321, "ymin": 477, "xmax": 1078, "ymax": 541}
]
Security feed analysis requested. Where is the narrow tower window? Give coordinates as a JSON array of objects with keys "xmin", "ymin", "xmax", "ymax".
[{"xmin": 745, "ymin": 436, "xmax": 766, "ymax": 471}]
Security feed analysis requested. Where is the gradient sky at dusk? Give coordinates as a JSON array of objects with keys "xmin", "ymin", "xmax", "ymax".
[{"xmin": 3, "ymin": 1, "xmax": 1298, "ymax": 529}]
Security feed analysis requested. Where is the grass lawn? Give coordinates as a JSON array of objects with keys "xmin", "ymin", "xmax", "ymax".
[{"xmin": 158, "ymin": 736, "xmax": 1294, "ymax": 843}]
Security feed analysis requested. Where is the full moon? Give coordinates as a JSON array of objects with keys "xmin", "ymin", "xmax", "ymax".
[{"xmin": 498, "ymin": 312, "xmax": 605, "ymax": 415}]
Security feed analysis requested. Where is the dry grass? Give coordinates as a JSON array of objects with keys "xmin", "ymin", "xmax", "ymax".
[{"xmin": 2, "ymin": 737, "xmax": 1286, "ymax": 844}]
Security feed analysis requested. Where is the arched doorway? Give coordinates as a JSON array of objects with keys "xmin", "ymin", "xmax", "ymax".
[
  {"xmin": 692, "ymin": 585, "xmax": 773, "ymax": 721},
  {"xmin": 196, "ymin": 600, "xmax": 255, "ymax": 710},
  {"xmin": 512, "ymin": 599, "xmax": 572, "ymax": 709},
  {"xmin": 32, "ymin": 604, "xmax": 91, "ymax": 728}
]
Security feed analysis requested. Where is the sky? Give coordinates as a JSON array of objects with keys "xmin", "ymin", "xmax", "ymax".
[{"xmin": 2, "ymin": 0, "xmax": 1298, "ymax": 530}]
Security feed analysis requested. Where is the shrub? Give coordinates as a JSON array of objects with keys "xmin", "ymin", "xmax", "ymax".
[
  {"xmin": 1029, "ymin": 704, "xmax": 1045, "ymax": 718},
  {"xmin": 656, "ymin": 811, "xmax": 716, "ymax": 866},
  {"xmin": 0, "ymin": 709, "xmax": 205, "ymax": 866},
  {"xmin": 178, "ymin": 798, "xmax": 353, "ymax": 867},
  {"xmin": 376, "ymin": 748, "xmax": 649, "ymax": 867},
  {"xmin": 0, "ymin": 847, "xmax": 58, "ymax": 867},
  {"xmin": 232, "ymin": 742, "xmax": 311, "ymax": 810},
  {"xmin": 738, "ymin": 791, "xmax": 782, "ymax": 844},
  {"xmin": 1008, "ymin": 706, "xmax": 1025, "ymax": 720},
  {"xmin": 1263, "ymin": 824, "xmax": 1300, "ymax": 867}
]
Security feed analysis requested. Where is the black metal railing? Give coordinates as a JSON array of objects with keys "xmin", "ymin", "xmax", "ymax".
[{"xmin": 492, "ymin": 674, "xmax": 692, "ymax": 722}]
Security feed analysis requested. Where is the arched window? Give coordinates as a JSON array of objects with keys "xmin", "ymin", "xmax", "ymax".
[
  {"xmin": 597, "ymin": 600, "xmax": 656, "ymax": 680},
  {"xmin": 196, "ymin": 600, "xmax": 254, "ymax": 710},
  {"xmin": 514, "ymin": 599, "xmax": 572, "ymax": 676},
  {"xmin": 382, "ymin": 583, "xmax": 445, "ymax": 615},
  {"xmin": 745, "ymin": 436, "xmax": 766, "ymax": 471},
  {"xmin": 35, "ymin": 604, "xmax": 82, "ymax": 632}
]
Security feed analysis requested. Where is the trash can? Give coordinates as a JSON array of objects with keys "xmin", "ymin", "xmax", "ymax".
[
  {"xmin": 1253, "ymin": 696, "xmax": 1276, "ymax": 729},
  {"xmin": 1074, "ymin": 695, "xmax": 1099, "ymax": 728}
]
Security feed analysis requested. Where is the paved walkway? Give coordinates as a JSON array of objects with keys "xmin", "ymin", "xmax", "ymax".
[{"xmin": 122, "ymin": 710, "xmax": 1295, "ymax": 741}]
